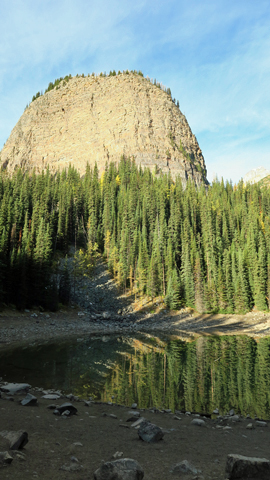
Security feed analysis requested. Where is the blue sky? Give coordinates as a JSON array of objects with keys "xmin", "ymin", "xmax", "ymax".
[{"xmin": 0, "ymin": 0, "xmax": 269, "ymax": 184}]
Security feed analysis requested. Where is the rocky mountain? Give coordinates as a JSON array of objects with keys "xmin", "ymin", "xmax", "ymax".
[
  {"xmin": 243, "ymin": 166, "xmax": 270, "ymax": 185},
  {"xmin": 0, "ymin": 72, "xmax": 207, "ymax": 185},
  {"xmin": 258, "ymin": 175, "xmax": 270, "ymax": 188}
]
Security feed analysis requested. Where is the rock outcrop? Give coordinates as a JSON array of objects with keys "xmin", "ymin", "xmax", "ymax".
[
  {"xmin": 0, "ymin": 73, "xmax": 207, "ymax": 185},
  {"xmin": 243, "ymin": 166, "xmax": 270, "ymax": 185}
]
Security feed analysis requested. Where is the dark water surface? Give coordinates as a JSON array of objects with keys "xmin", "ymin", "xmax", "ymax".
[{"xmin": 1, "ymin": 334, "xmax": 270, "ymax": 418}]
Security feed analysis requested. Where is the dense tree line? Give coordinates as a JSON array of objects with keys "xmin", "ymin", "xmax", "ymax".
[{"xmin": 0, "ymin": 158, "xmax": 270, "ymax": 312}]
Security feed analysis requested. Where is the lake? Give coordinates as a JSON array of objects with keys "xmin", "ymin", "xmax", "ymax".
[{"xmin": 0, "ymin": 334, "xmax": 270, "ymax": 419}]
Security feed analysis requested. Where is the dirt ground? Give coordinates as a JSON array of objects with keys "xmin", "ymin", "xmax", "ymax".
[{"xmin": 1, "ymin": 388, "xmax": 270, "ymax": 480}]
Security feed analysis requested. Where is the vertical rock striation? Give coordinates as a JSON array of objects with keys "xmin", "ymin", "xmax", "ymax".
[{"xmin": 0, "ymin": 73, "xmax": 207, "ymax": 185}]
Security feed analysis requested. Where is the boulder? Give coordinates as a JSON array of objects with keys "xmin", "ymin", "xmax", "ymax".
[
  {"xmin": 138, "ymin": 422, "xmax": 164, "ymax": 443},
  {"xmin": 21, "ymin": 393, "xmax": 38, "ymax": 406},
  {"xmin": 0, "ymin": 430, "xmax": 28, "ymax": 450},
  {"xmin": 0, "ymin": 451, "xmax": 13, "ymax": 465},
  {"xmin": 0, "ymin": 383, "xmax": 30, "ymax": 395},
  {"xmin": 94, "ymin": 458, "xmax": 144, "ymax": 480},
  {"xmin": 226, "ymin": 454, "xmax": 270, "ymax": 479}
]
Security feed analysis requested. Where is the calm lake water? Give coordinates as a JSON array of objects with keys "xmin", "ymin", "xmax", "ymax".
[{"xmin": 1, "ymin": 334, "xmax": 270, "ymax": 419}]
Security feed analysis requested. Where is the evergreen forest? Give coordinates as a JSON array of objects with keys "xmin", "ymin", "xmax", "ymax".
[{"xmin": 0, "ymin": 157, "xmax": 270, "ymax": 313}]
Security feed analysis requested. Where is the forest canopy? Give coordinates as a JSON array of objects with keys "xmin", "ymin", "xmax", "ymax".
[{"xmin": 0, "ymin": 158, "xmax": 269, "ymax": 313}]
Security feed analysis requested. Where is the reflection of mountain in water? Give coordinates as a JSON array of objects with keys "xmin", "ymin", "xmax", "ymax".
[{"xmin": 1, "ymin": 335, "xmax": 270, "ymax": 418}]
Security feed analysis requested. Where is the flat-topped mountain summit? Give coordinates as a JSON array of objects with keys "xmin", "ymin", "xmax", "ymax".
[{"xmin": 0, "ymin": 72, "xmax": 207, "ymax": 185}]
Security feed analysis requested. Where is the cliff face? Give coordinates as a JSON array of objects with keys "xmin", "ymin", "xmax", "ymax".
[{"xmin": 0, "ymin": 73, "xmax": 207, "ymax": 185}]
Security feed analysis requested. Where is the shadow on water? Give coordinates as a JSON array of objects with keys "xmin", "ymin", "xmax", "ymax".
[{"xmin": 1, "ymin": 333, "xmax": 270, "ymax": 419}]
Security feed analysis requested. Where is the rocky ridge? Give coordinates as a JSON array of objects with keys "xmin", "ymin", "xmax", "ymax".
[
  {"xmin": 0, "ymin": 73, "xmax": 207, "ymax": 185},
  {"xmin": 243, "ymin": 166, "xmax": 270, "ymax": 185}
]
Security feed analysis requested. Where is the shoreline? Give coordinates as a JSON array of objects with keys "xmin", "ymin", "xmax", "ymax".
[{"xmin": 1, "ymin": 307, "xmax": 270, "ymax": 351}]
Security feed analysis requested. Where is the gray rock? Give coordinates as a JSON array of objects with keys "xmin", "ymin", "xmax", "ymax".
[
  {"xmin": 42, "ymin": 394, "xmax": 60, "ymax": 400},
  {"xmin": 229, "ymin": 409, "xmax": 235, "ymax": 416},
  {"xmin": 128, "ymin": 411, "xmax": 140, "ymax": 417},
  {"xmin": 0, "ymin": 430, "xmax": 28, "ymax": 450},
  {"xmin": 226, "ymin": 454, "xmax": 270, "ymax": 479},
  {"xmin": 256, "ymin": 420, "xmax": 267, "ymax": 427},
  {"xmin": 191, "ymin": 419, "xmax": 206, "ymax": 427},
  {"xmin": 0, "ymin": 451, "xmax": 13, "ymax": 465},
  {"xmin": 131, "ymin": 417, "xmax": 146, "ymax": 428},
  {"xmin": 0, "ymin": 383, "xmax": 31, "ymax": 395},
  {"xmin": 112, "ymin": 452, "xmax": 124, "ymax": 459},
  {"xmin": 170, "ymin": 460, "xmax": 200, "ymax": 475},
  {"xmin": 60, "ymin": 463, "xmax": 83, "ymax": 472},
  {"xmin": 228, "ymin": 415, "xmax": 240, "ymax": 422},
  {"xmin": 131, "ymin": 403, "xmax": 137, "ymax": 409},
  {"xmin": 246, "ymin": 423, "xmax": 254, "ymax": 430},
  {"xmin": 94, "ymin": 458, "xmax": 144, "ymax": 480},
  {"xmin": 62, "ymin": 409, "xmax": 72, "ymax": 416},
  {"xmin": 213, "ymin": 408, "xmax": 219, "ymax": 414},
  {"xmin": 138, "ymin": 421, "xmax": 164, "ymax": 443},
  {"xmin": 53, "ymin": 403, "xmax": 77, "ymax": 416},
  {"xmin": 21, "ymin": 393, "xmax": 38, "ymax": 406}
]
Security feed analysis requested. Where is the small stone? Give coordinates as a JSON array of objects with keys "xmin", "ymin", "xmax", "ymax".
[
  {"xmin": 256, "ymin": 420, "xmax": 267, "ymax": 427},
  {"xmin": 170, "ymin": 460, "xmax": 200, "ymax": 475},
  {"xmin": 94, "ymin": 458, "xmax": 144, "ymax": 480},
  {"xmin": 229, "ymin": 409, "xmax": 235, "ymax": 416},
  {"xmin": 42, "ymin": 394, "xmax": 60, "ymax": 400},
  {"xmin": 174, "ymin": 416, "xmax": 182, "ymax": 420},
  {"xmin": 128, "ymin": 411, "xmax": 140, "ymax": 417},
  {"xmin": 0, "ymin": 451, "xmax": 13, "ymax": 465},
  {"xmin": 228, "ymin": 415, "xmax": 240, "ymax": 422},
  {"xmin": 109, "ymin": 414, "xmax": 117, "ymax": 419},
  {"xmin": 246, "ymin": 423, "xmax": 254, "ymax": 430},
  {"xmin": 112, "ymin": 451, "xmax": 123, "ymax": 459},
  {"xmin": 54, "ymin": 403, "xmax": 77, "ymax": 416},
  {"xmin": 21, "ymin": 393, "xmax": 38, "ymax": 406},
  {"xmin": 213, "ymin": 408, "xmax": 219, "ymax": 414},
  {"xmin": 131, "ymin": 403, "xmax": 137, "ymax": 409},
  {"xmin": 131, "ymin": 417, "xmax": 146, "ymax": 428},
  {"xmin": 191, "ymin": 419, "xmax": 206, "ymax": 427},
  {"xmin": 62, "ymin": 410, "xmax": 71, "ymax": 416}
]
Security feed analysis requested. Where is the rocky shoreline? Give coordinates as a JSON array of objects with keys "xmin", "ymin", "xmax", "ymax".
[
  {"xmin": 1, "ymin": 258, "xmax": 270, "ymax": 350},
  {"xmin": 1, "ymin": 382, "xmax": 270, "ymax": 479}
]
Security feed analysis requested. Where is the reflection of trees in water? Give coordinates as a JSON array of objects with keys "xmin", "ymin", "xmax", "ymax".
[{"xmin": 100, "ymin": 336, "xmax": 270, "ymax": 418}]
